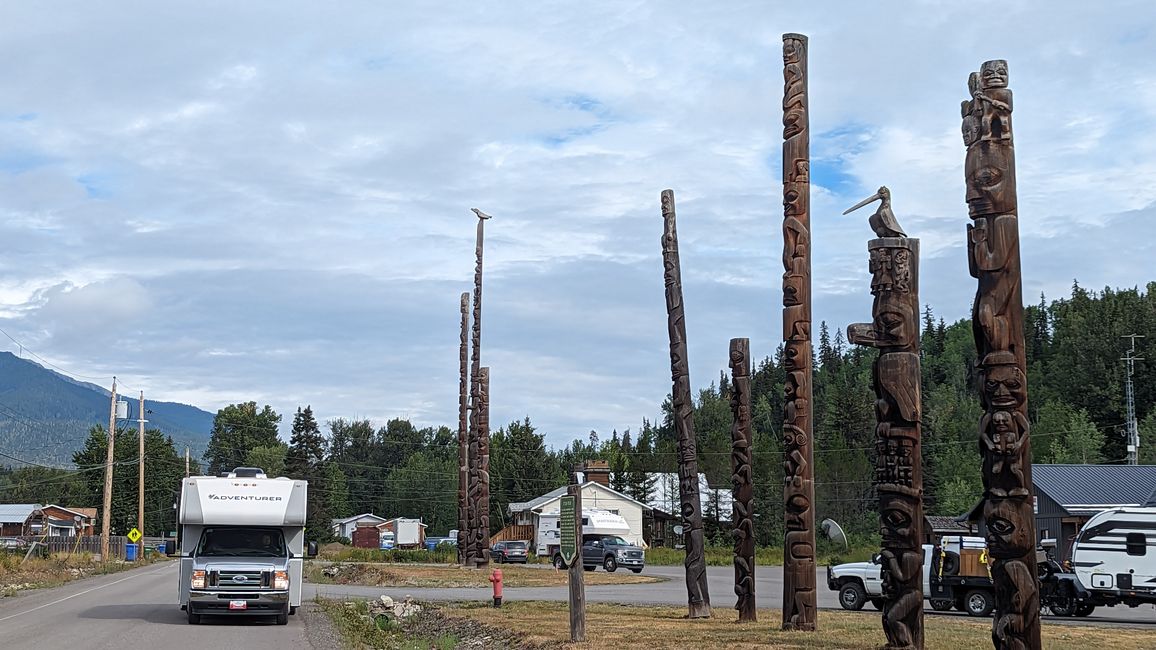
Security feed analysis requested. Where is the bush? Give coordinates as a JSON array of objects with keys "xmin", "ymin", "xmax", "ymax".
[{"xmin": 320, "ymin": 546, "xmax": 457, "ymax": 564}]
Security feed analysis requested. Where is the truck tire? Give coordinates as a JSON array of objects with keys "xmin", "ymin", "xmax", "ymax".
[
  {"xmin": 964, "ymin": 589, "xmax": 994, "ymax": 617},
  {"xmin": 930, "ymin": 599, "xmax": 954, "ymax": 612},
  {"xmin": 604, "ymin": 556, "xmax": 618, "ymax": 572},
  {"xmin": 838, "ymin": 582, "xmax": 867, "ymax": 611},
  {"xmin": 553, "ymin": 554, "xmax": 567, "ymax": 570},
  {"xmin": 630, "ymin": 568, "xmax": 642, "ymax": 574},
  {"xmin": 870, "ymin": 598, "xmax": 884, "ymax": 611},
  {"xmin": 186, "ymin": 608, "xmax": 201, "ymax": 625},
  {"xmin": 1074, "ymin": 604, "xmax": 1095, "ymax": 617},
  {"xmin": 1048, "ymin": 599, "xmax": 1076, "ymax": 617}
]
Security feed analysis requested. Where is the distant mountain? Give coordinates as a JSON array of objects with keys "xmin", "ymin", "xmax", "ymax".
[{"xmin": 0, "ymin": 351, "xmax": 214, "ymax": 466}]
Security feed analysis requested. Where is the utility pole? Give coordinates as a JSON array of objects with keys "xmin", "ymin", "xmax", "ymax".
[
  {"xmin": 138, "ymin": 391, "xmax": 146, "ymax": 540},
  {"xmin": 101, "ymin": 377, "xmax": 117, "ymax": 562},
  {"xmin": 1123, "ymin": 334, "xmax": 1144, "ymax": 465}
]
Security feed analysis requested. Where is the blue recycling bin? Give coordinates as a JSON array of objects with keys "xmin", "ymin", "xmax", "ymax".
[{"xmin": 125, "ymin": 543, "xmax": 138, "ymax": 561}]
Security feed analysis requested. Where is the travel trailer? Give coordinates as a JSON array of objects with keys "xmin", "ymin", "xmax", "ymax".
[
  {"xmin": 170, "ymin": 467, "xmax": 317, "ymax": 625},
  {"xmin": 1069, "ymin": 507, "xmax": 1156, "ymax": 610}
]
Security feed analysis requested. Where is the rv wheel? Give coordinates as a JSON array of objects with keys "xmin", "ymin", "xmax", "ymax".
[
  {"xmin": 186, "ymin": 608, "xmax": 201, "ymax": 625},
  {"xmin": 276, "ymin": 607, "xmax": 289, "ymax": 625}
]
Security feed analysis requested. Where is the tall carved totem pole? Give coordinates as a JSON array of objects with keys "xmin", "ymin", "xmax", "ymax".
[
  {"xmin": 781, "ymin": 32, "xmax": 816, "ymax": 632},
  {"xmin": 845, "ymin": 187, "xmax": 924, "ymax": 650},
  {"xmin": 962, "ymin": 60, "xmax": 1040, "ymax": 649},
  {"xmin": 659, "ymin": 189, "xmax": 711, "ymax": 618},
  {"xmin": 458, "ymin": 291, "xmax": 470, "ymax": 563},
  {"xmin": 729, "ymin": 337, "xmax": 756, "ymax": 623},
  {"xmin": 467, "ymin": 208, "xmax": 492, "ymax": 568}
]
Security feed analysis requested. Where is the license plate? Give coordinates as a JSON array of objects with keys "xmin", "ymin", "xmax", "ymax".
[{"xmin": 229, "ymin": 600, "xmax": 248, "ymax": 610}]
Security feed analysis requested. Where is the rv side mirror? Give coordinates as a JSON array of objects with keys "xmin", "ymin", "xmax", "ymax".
[
  {"xmin": 164, "ymin": 540, "xmax": 176, "ymax": 556},
  {"xmin": 307, "ymin": 541, "xmax": 319, "ymax": 558},
  {"xmin": 870, "ymin": 553, "xmax": 881, "ymax": 565}
]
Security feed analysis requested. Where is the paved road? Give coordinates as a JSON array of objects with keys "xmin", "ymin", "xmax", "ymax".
[
  {"xmin": 0, "ymin": 562, "xmax": 331, "ymax": 649},
  {"xmin": 311, "ymin": 563, "xmax": 1156, "ymax": 629}
]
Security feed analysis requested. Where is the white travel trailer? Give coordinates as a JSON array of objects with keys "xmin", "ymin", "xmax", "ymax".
[
  {"xmin": 536, "ymin": 508, "xmax": 632, "ymax": 562},
  {"xmin": 171, "ymin": 467, "xmax": 317, "ymax": 625},
  {"xmin": 1070, "ymin": 506, "xmax": 1156, "ymax": 608}
]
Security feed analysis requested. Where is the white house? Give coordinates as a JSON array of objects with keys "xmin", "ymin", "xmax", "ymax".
[
  {"xmin": 330, "ymin": 513, "xmax": 387, "ymax": 540},
  {"xmin": 508, "ymin": 481, "xmax": 651, "ymax": 549}
]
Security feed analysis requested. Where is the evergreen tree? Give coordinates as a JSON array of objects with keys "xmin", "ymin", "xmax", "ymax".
[
  {"xmin": 286, "ymin": 406, "xmax": 325, "ymax": 478},
  {"xmin": 203, "ymin": 402, "xmax": 281, "ymax": 475}
]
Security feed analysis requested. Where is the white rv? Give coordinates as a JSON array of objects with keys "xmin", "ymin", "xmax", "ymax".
[
  {"xmin": 1070, "ymin": 507, "xmax": 1156, "ymax": 609},
  {"xmin": 170, "ymin": 467, "xmax": 317, "ymax": 625}
]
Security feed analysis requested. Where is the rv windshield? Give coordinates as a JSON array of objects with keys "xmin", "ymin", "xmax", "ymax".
[{"xmin": 196, "ymin": 527, "xmax": 286, "ymax": 558}]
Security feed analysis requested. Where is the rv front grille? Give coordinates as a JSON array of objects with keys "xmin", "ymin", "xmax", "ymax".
[{"xmin": 210, "ymin": 570, "xmax": 272, "ymax": 590}]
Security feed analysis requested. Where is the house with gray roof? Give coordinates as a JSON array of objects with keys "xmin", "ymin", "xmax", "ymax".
[{"xmin": 0, "ymin": 503, "xmax": 43, "ymax": 536}]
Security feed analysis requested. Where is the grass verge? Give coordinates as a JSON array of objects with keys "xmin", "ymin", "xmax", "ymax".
[
  {"xmin": 438, "ymin": 600, "xmax": 1155, "ymax": 649},
  {"xmin": 642, "ymin": 543, "xmax": 877, "ymax": 567},
  {"xmin": 0, "ymin": 551, "xmax": 169, "ymax": 596},
  {"xmin": 318, "ymin": 597, "xmax": 537, "ymax": 650},
  {"xmin": 307, "ymin": 562, "xmax": 662, "ymax": 588}
]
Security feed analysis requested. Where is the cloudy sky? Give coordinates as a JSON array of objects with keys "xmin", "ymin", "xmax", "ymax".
[{"xmin": 1, "ymin": 2, "xmax": 1154, "ymax": 450}]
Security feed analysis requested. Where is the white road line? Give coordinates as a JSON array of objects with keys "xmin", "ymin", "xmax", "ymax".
[{"xmin": 0, "ymin": 563, "xmax": 173, "ymax": 623}]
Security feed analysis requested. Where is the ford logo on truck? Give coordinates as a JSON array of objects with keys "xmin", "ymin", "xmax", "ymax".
[{"xmin": 207, "ymin": 494, "xmax": 284, "ymax": 501}]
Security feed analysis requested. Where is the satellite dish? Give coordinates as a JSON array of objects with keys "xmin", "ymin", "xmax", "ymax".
[
  {"xmin": 820, "ymin": 518, "xmax": 849, "ymax": 550},
  {"xmin": 672, "ymin": 525, "xmax": 684, "ymax": 536}
]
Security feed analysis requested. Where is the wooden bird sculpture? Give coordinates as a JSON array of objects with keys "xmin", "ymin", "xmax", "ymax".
[{"xmin": 843, "ymin": 186, "xmax": 906, "ymax": 238}]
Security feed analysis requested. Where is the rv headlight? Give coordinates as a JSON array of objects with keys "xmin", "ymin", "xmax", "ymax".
[
  {"xmin": 191, "ymin": 570, "xmax": 206, "ymax": 589},
  {"xmin": 274, "ymin": 570, "xmax": 289, "ymax": 590}
]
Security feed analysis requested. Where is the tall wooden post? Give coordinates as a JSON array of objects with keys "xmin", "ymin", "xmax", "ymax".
[
  {"xmin": 729, "ymin": 338, "xmax": 756, "ymax": 622},
  {"xmin": 846, "ymin": 188, "xmax": 923, "ymax": 649},
  {"xmin": 138, "ymin": 391, "xmax": 145, "ymax": 541},
  {"xmin": 101, "ymin": 377, "xmax": 117, "ymax": 562},
  {"xmin": 781, "ymin": 32, "xmax": 816, "ymax": 631},
  {"xmin": 659, "ymin": 189, "xmax": 711, "ymax": 619},
  {"xmin": 458, "ymin": 292, "xmax": 470, "ymax": 564},
  {"xmin": 567, "ymin": 483, "xmax": 586, "ymax": 641},
  {"xmin": 961, "ymin": 60, "xmax": 1041, "ymax": 650},
  {"xmin": 466, "ymin": 208, "xmax": 491, "ymax": 568},
  {"xmin": 476, "ymin": 366, "xmax": 492, "ymax": 564}
]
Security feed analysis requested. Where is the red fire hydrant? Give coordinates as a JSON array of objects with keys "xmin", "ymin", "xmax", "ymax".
[{"xmin": 489, "ymin": 567, "xmax": 503, "ymax": 608}]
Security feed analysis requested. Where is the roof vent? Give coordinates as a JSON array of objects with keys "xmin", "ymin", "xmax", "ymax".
[{"xmin": 229, "ymin": 467, "xmax": 268, "ymax": 479}]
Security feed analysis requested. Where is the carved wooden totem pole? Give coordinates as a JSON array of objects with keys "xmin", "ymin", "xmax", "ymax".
[
  {"xmin": 659, "ymin": 189, "xmax": 711, "ymax": 619},
  {"xmin": 474, "ymin": 365, "xmax": 491, "ymax": 563},
  {"xmin": 729, "ymin": 337, "xmax": 756, "ymax": 623},
  {"xmin": 962, "ymin": 60, "xmax": 1040, "ymax": 650},
  {"xmin": 458, "ymin": 292, "xmax": 470, "ymax": 564},
  {"xmin": 781, "ymin": 32, "xmax": 816, "ymax": 632},
  {"xmin": 845, "ymin": 188, "xmax": 924, "ymax": 650},
  {"xmin": 467, "ymin": 208, "xmax": 492, "ymax": 567}
]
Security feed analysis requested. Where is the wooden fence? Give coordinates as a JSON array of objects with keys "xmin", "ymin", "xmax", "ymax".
[{"xmin": 7, "ymin": 535, "xmax": 129, "ymax": 559}]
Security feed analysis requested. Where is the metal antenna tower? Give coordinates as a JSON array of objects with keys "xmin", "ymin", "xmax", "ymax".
[{"xmin": 1123, "ymin": 334, "xmax": 1144, "ymax": 465}]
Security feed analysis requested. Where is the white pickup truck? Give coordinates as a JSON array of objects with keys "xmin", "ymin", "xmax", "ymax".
[{"xmin": 827, "ymin": 536, "xmax": 997, "ymax": 617}]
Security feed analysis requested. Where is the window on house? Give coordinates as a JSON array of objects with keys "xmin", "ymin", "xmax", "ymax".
[{"xmin": 1126, "ymin": 532, "xmax": 1146, "ymax": 557}]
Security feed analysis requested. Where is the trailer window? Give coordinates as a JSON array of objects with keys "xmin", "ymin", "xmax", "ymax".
[
  {"xmin": 196, "ymin": 527, "xmax": 286, "ymax": 558},
  {"xmin": 1126, "ymin": 532, "xmax": 1146, "ymax": 557}
]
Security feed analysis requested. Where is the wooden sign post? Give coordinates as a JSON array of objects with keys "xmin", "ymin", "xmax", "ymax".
[{"xmin": 562, "ymin": 488, "xmax": 585, "ymax": 641}]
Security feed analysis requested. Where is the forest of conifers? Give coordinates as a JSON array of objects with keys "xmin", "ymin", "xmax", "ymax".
[{"xmin": 1, "ymin": 281, "xmax": 1153, "ymax": 544}]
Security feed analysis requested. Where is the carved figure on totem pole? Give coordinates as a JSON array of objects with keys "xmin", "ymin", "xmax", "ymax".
[
  {"xmin": 458, "ymin": 292, "xmax": 470, "ymax": 563},
  {"xmin": 781, "ymin": 31, "xmax": 816, "ymax": 632},
  {"xmin": 659, "ymin": 189, "xmax": 711, "ymax": 619},
  {"xmin": 474, "ymin": 366, "xmax": 491, "ymax": 563},
  {"xmin": 846, "ymin": 189, "xmax": 924, "ymax": 650},
  {"xmin": 728, "ymin": 338, "xmax": 756, "ymax": 623},
  {"xmin": 466, "ymin": 208, "xmax": 491, "ymax": 568},
  {"xmin": 962, "ymin": 60, "xmax": 1039, "ymax": 650}
]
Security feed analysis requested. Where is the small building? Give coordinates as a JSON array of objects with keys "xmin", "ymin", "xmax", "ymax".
[
  {"xmin": 0, "ymin": 504, "xmax": 43, "ymax": 536},
  {"xmin": 924, "ymin": 515, "xmax": 975, "ymax": 545},
  {"xmin": 39, "ymin": 505, "xmax": 96, "ymax": 536},
  {"xmin": 958, "ymin": 463, "xmax": 1156, "ymax": 562},
  {"xmin": 506, "ymin": 481, "xmax": 651, "ymax": 549},
  {"xmin": 330, "ymin": 513, "xmax": 387, "ymax": 540}
]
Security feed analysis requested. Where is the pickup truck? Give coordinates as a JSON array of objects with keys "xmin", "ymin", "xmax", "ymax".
[
  {"xmin": 827, "ymin": 536, "xmax": 997, "ymax": 617},
  {"xmin": 581, "ymin": 534, "xmax": 645, "ymax": 573}
]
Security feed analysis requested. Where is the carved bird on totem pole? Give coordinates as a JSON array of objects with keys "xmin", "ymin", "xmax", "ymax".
[
  {"xmin": 471, "ymin": 208, "xmax": 493, "ymax": 220},
  {"xmin": 843, "ymin": 186, "xmax": 906, "ymax": 238}
]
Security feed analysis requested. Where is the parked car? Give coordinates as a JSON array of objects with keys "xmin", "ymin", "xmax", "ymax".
[
  {"xmin": 491, "ymin": 540, "xmax": 529, "ymax": 564},
  {"xmin": 0, "ymin": 537, "xmax": 30, "ymax": 552},
  {"xmin": 581, "ymin": 534, "xmax": 645, "ymax": 573}
]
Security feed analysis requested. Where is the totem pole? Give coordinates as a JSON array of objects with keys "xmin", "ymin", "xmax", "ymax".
[
  {"xmin": 458, "ymin": 292, "xmax": 470, "ymax": 563},
  {"xmin": 467, "ymin": 207, "xmax": 492, "ymax": 567},
  {"xmin": 475, "ymin": 366, "xmax": 491, "ymax": 563},
  {"xmin": 659, "ymin": 189, "xmax": 711, "ymax": 619},
  {"xmin": 781, "ymin": 32, "xmax": 816, "ymax": 632},
  {"xmin": 845, "ymin": 187, "xmax": 924, "ymax": 649},
  {"xmin": 962, "ymin": 60, "xmax": 1040, "ymax": 650},
  {"xmin": 729, "ymin": 337, "xmax": 756, "ymax": 623}
]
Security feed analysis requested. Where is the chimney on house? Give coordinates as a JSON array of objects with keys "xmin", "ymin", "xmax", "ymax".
[{"xmin": 581, "ymin": 460, "xmax": 611, "ymax": 487}]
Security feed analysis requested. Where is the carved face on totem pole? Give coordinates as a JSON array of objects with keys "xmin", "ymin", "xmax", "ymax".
[
  {"xmin": 982, "ymin": 359, "xmax": 1026, "ymax": 412},
  {"xmin": 879, "ymin": 492, "xmax": 916, "ymax": 550},
  {"xmin": 991, "ymin": 410, "xmax": 1019, "ymax": 453},
  {"xmin": 785, "ymin": 492, "xmax": 810, "ymax": 529},
  {"xmin": 984, "ymin": 497, "xmax": 1034, "ymax": 559},
  {"xmin": 966, "ymin": 145, "xmax": 1016, "ymax": 217},
  {"xmin": 980, "ymin": 60, "xmax": 1009, "ymax": 89}
]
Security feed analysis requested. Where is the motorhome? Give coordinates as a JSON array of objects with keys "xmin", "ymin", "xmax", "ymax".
[
  {"xmin": 171, "ymin": 467, "xmax": 316, "ymax": 625},
  {"xmin": 536, "ymin": 508, "xmax": 643, "ymax": 571},
  {"xmin": 1069, "ymin": 506, "xmax": 1156, "ymax": 610}
]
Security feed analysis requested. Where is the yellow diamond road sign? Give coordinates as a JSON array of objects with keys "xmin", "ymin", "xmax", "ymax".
[{"xmin": 127, "ymin": 528, "xmax": 142, "ymax": 543}]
